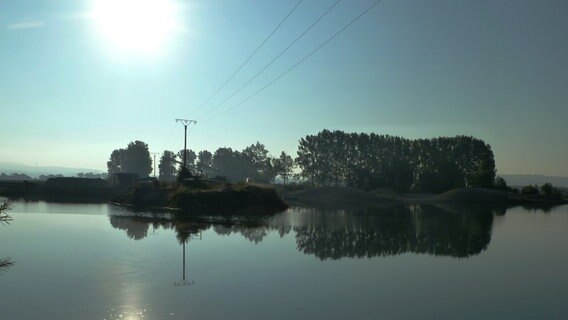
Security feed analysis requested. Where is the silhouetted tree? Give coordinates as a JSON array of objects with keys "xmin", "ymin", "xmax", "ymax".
[
  {"xmin": 209, "ymin": 144, "xmax": 276, "ymax": 183},
  {"xmin": 124, "ymin": 141, "xmax": 152, "ymax": 177},
  {"xmin": 107, "ymin": 148, "xmax": 126, "ymax": 175},
  {"xmin": 296, "ymin": 135, "xmax": 319, "ymax": 185},
  {"xmin": 177, "ymin": 149, "xmax": 197, "ymax": 173},
  {"xmin": 274, "ymin": 151, "xmax": 295, "ymax": 184},
  {"xmin": 196, "ymin": 150, "xmax": 213, "ymax": 176},
  {"xmin": 494, "ymin": 176, "xmax": 508, "ymax": 190},
  {"xmin": 295, "ymin": 130, "xmax": 496, "ymax": 192},
  {"xmin": 107, "ymin": 140, "xmax": 152, "ymax": 178},
  {"xmin": 212, "ymin": 147, "xmax": 242, "ymax": 181},
  {"xmin": 541, "ymin": 183, "xmax": 562, "ymax": 198},
  {"xmin": 242, "ymin": 142, "xmax": 275, "ymax": 183},
  {"xmin": 159, "ymin": 150, "xmax": 177, "ymax": 182},
  {"xmin": 521, "ymin": 185, "xmax": 539, "ymax": 195}
]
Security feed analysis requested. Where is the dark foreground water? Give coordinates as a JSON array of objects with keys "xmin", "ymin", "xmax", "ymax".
[{"xmin": 1, "ymin": 199, "xmax": 567, "ymax": 319}]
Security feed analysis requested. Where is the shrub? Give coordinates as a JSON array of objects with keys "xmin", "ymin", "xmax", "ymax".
[
  {"xmin": 541, "ymin": 183, "xmax": 562, "ymax": 198},
  {"xmin": 520, "ymin": 185, "xmax": 539, "ymax": 195}
]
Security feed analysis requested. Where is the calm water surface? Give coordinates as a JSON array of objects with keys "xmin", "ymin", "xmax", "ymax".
[{"xmin": 1, "ymin": 199, "xmax": 567, "ymax": 319}]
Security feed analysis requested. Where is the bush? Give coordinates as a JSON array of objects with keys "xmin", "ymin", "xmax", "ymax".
[
  {"xmin": 541, "ymin": 183, "xmax": 562, "ymax": 198},
  {"xmin": 520, "ymin": 185, "xmax": 539, "ymax": 195}
]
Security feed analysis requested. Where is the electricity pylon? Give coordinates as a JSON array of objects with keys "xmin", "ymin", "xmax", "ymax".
[
  {"xmin": 150, "ymin": 152, "xmax": 159, "ymax": 178},
  {"xmin": 175, "ymin": 119, "xmax": 197, "ymax": 170}
]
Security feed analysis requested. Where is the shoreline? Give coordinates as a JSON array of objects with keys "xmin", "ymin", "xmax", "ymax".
[{"xmin": 2, "ymin": 184, "xmax": 566, "ymax": 212}]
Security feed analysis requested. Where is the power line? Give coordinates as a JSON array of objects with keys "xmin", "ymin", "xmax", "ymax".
[
  {"xmin": 197, "ymin": 0, "xmax": 343, "ymax": 119},
  {"xmin": 191, "ymin": 0, "xmax": 305, "ymax": 116},
  {"xmin": 201, "ymin": 0, "xmax": 383, "ymax": 123}
]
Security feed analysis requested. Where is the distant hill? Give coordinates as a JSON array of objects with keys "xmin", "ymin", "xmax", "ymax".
[
  {"xmin": 501, "ymin": 174, "xmax": 568, "ymax": 188},
  {"xmin": 0, "ymin": 162, "xmax": 104, "ymax": 178}
]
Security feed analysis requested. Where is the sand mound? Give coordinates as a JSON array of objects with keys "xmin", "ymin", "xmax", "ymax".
[
  {"xmin": 286, "ymin": 186, "xmax": 390, "ymax": 208},
  {"xmin": 432, "ymin": 188, "xmax": 514, "ymax": 203}
]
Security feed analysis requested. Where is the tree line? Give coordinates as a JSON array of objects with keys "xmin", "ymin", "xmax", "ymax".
[
  {"xmin": 159, "ymin": 142, "xmax": 296, "ymax": 183},
  {"xmin": 295, "ymin": 130, "xmax": 496, "ymax": 192},
  {"xmin": 106, "ymin": 130, "xmax": 496, "ymax": 192},
  {"xmin": 107, "ymin": 141, "xmax": 295, "ymax": 184}
]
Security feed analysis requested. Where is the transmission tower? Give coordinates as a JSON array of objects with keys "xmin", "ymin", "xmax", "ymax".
[
  {"xmin": 150, "ymin": 152, "xmax": 160, "ymax": 178},
  {"xmin": 175, "ymin": 119, "xmax": 197, "ymax": 170}
]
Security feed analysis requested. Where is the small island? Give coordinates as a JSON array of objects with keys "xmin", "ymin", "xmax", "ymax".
[{"xmin": 113, "ymin": 179, "xmax": 288, "ymax": 214}]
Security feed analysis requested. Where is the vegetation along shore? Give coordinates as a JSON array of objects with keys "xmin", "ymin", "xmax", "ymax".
[{"xmin": 1, "ymin": 130, "xmax": 566, "ymax": 212}]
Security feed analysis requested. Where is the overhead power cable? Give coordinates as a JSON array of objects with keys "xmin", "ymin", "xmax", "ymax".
[
  {"xmin": 197, "ymin": 0, "xmax": 343, "ymax": 119},
  {"xmin": 201, "ymin": 0, "xmax": 382, "ymax": 123},
  {"xmin": 191, "ymin": 0, "xmax": 305, "ymax": 116}
]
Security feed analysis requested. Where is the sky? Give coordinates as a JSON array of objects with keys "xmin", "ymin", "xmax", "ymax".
[{"xmin": 1, "ymin": 0, "xmax": 567, "ymax": 176}]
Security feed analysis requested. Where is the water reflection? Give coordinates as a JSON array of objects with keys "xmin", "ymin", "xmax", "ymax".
[
  {"xmin": 109, "ymin": 215, "xmax": 174, "ymax": 240},
  {"xmin": 175, "ymin": 223, "xmax": 203, "ymax": 287},
  {"xmin": 286, "ymin": 204, "xmax": 494, "ymax": 259},
  {"xmin": 108, "ymin": 204, "xmax": 502, "ymax": 260}
]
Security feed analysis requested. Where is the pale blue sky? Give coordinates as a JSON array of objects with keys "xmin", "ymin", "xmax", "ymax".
[{"xmin": 1, "ymin": 0, "xmax": 567, "ymax": 176}]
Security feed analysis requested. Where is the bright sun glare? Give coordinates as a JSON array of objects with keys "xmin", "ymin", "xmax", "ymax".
[{"xmin": 91, "ymin": 0, "xmax": 181, "ymax": 57}]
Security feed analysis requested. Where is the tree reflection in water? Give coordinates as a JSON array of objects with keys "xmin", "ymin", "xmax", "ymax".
[
  {"xmin": 289, "ymin": 204, "xmax": 496, "ymax": 260},
  {"xmin": 109, "ymin": 216, "xmax": 167, "ymax": 240},
  {"xmin": 108, "ymin": 204, "xmax": 501, "ymax": 260}
]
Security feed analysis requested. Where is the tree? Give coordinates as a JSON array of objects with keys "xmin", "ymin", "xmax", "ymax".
[
  {"xmin": 106, "ymin": 140, "xmax": 152, "ymax": 178},
  {"xmin": 158, "ymin": 151, "xmax": 177, "ymax": 182},
  {"xmin": 494, "ymin": 176, "xmax": 508, "ymax": 189},
  {"xmin": 295, "ymin": 130, "xmax": 496, "ymax": 192},
  {"xmin": 177, "ymin": 149, "xmax": 197, "ymax": 173},
  {"xmin": 521, "ymin": 185, "xmax": 539, "ymax": 195},
  {"xmin": 295, "ymin": 136, "xmax": 319, "ymax": 185},
  {"xmin": 107, "ymin": 148, "xmax": 126, "ymax": 176},
  {"xmin": 242, "ymin": 142, "xmax": 275, "ymax": 183},
  {"xmin": 212, "ymin": 147, "xmax": 243, "ymax": 181},
  {"xmin": 208, "ymin": 143, "xmax": 277, "ymax": 183},
  {"xmin": 274, "ymin": 151, "xmax": 295, "ymax": 184},
  {"xmin": 124, "ymin": 141, "xmax": 152, "ymax": 177},
  {"xmin": 197, "ymin": 150, "xmax": 213, "ymax": 176},
  {"xmin": 541, "ymin": 183, "xmax": 562, "ymax": 198}
]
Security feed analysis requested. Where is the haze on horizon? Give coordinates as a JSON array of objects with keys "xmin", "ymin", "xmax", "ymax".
[{"xmin": 1, "ymin": 0, "xmax": 567, "ymax": 176}]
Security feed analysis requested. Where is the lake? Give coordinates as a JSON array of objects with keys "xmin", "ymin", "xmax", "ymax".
[{"xmin": 1, "ymin": 199, "xmax": 567, "ymax": 319}]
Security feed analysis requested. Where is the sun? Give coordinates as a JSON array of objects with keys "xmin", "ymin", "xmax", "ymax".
[{"xmin": 91, "ymin": 0, "xmax": 181, "ymax": 57}]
